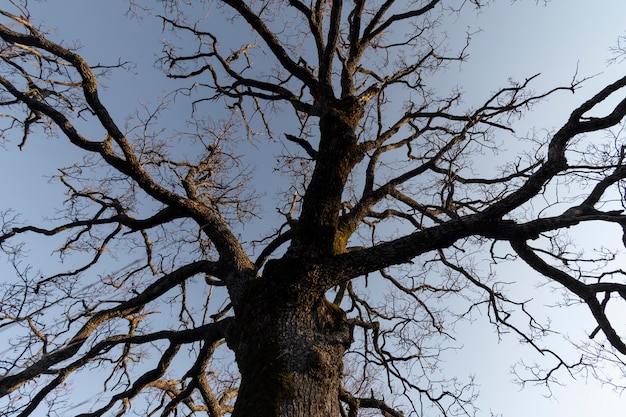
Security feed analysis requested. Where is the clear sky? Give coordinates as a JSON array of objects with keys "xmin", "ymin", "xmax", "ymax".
[{"xmin": 1, "ymin": 1, "xmax": 626, "ymax": 416}]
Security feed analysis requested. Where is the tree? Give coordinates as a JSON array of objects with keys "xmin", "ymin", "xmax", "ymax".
[{"xmin": 1, "ymin": 1, "xmax": 626, "ymax": 416}]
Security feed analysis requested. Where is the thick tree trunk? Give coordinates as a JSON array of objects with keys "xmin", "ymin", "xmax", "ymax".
[
  {"xmin": 229, "ymin": 262, "xmax": 352, "ymax": 417},
  {"xmin": 228, "ymin": 101, "xmax": 361, "ymax": 416}
]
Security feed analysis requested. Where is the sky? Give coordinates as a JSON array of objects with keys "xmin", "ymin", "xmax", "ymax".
[{"xmin": 1, "ymin": 1, "xmax": 626, "ymax": 416}]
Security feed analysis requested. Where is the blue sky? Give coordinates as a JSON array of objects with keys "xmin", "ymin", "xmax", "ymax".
[{"xmin": 1, "ymin": 1, "xmax": 626, "ymax": 416}]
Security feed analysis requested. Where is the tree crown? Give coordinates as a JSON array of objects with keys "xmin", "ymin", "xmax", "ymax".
[{"xmin": 1, "ymin": 1, "xmax": 626, "ymax": 416}]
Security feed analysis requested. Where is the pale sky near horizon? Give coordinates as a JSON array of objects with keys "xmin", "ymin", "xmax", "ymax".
[{"xmin": 1, "ymin": 1, "xmax": 626, "ymax": 416}]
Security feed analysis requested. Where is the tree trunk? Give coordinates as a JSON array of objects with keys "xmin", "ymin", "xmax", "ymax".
[
  {"xmin": 289, "ymin": 98, "xmax": 364, "ymax": 257},
  {"xmin": 229, "ymin": 262, "xmax": 352, "ymax": 417},
  {"xmin": 228, "ymin": 100, "xmax": 362, "ymax": 416}
]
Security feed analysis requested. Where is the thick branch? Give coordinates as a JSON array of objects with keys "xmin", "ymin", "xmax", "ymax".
[{"xmin": 484, "ymin": 74, "xmax": 626, "ymax": 218}]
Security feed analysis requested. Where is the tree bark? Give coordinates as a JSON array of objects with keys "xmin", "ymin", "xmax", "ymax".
[
  {"xmin": 229, "ymin": 260, "xmax": 352, "ymax": 417},
  {"xmin": 289, "ymin": 98, "xmax": 365, "ymax": 257}
]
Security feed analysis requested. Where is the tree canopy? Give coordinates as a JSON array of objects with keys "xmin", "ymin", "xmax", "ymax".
[{"xmin": 1, "ymin": 1, "xmax": 626, "ymax": 416}]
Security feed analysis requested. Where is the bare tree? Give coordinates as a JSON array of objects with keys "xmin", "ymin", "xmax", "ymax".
[{"xmin": 1, "ymin": 1, "xmax": 626, "ymax": 416}]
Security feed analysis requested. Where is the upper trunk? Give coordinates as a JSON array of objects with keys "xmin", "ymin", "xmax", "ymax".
[
  {"xmin": 228, "ymin": 260, "xmax": 353, "ymax": 417},
  {"xmin": 288, "ymin": 97, "xmax": 364, "ymax": 258}
]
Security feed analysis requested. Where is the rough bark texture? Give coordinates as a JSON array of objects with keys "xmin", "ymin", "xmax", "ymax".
[{"xmin": 229, "ymin": 260, "xmax": 351, "ymax": 417}]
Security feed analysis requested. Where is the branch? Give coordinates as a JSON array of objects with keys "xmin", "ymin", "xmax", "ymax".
[
  {"xmin": 510, "ymin": 239, "xmax": 626, "ymax": 355},
  {"xmin": 361, "ymin": 0, "xmax": 440, "ymax": 44},
  {"xmin": 0, "ymin": 13, "xmax": 255, "ymax": 288},
  {"xmin": 0, "ymin": 260, "xmax": 223, "ymax": 397},
  {"xmin": 484, "ymin": 74, "xmax": 626, "ymax": 218},
  {"xmin": 219, "ymin": 0, "xmax": 318, "ymax": 93},
  {"xmin": 285, "ymin": 133, "xmax": 318, "ymax": 159},
  {"xmin": 340, "ymin": 387, "xmax": 405, "ymax": 417},
  {"xmin": 330, "ymin": 206, "xmax": 626, "ymax": 288}
]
